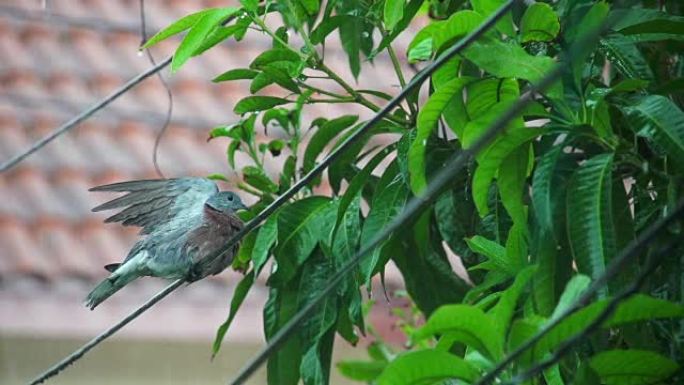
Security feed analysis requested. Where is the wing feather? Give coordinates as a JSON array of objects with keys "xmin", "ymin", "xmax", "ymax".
[{"xmin": 91, "ymin": 178, "xmax": 218, "ymax": 234}]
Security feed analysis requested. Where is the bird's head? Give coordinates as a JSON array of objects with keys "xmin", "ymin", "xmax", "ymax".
[{"xmin": 205, "ymin": 191, "xmax": 248, "ymax": 214}]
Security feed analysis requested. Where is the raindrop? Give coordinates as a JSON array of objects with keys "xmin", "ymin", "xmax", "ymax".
[{"xmin": 137, "ymin": 50, "xmax": 144, "ymax": 57}]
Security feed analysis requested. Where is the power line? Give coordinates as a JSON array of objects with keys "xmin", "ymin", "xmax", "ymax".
[{"xmin": 27, "ymin": 1, "xmax": 518, "ymax": 383}]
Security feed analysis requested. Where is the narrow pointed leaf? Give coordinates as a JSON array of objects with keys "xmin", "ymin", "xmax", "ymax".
[{"xmin": 376, "ymin": 350, "xmax": 479, "ymax": 385}]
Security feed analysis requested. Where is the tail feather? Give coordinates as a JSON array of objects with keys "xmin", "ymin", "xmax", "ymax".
[{"xmin": 85, "ymin": 274, "xmax": 138, "ymax": 310}]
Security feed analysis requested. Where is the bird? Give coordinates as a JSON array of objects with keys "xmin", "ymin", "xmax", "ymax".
[{"xmin": 84, "ymin": 178, "xmax": 247, "ymax": 310}]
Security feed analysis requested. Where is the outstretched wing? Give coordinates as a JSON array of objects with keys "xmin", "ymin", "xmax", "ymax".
[{"xmin": 91, "ymin": 178, "xmax": 218, "ymax": 234}]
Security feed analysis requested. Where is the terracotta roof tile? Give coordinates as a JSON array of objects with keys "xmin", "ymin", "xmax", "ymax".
[
  {"xmin": 34, "ymin": 220, "xmax": 95, "ymax": 278},
  {"xmin": 0, "ymin": 1, "xmax": 406, "ymax": 292},
  {"xmin": 0, "ymin": 219, "xmax": 52, "ymax": 278}
]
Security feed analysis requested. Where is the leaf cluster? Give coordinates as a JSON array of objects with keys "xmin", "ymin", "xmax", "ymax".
[{"xmin": 146, "ymin": 0, "xmax": 684, "ymax": 384}]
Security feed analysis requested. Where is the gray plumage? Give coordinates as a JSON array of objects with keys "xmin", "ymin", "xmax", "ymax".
[{"xmin": 85, "ymin": 178, "xmax": 247, "ymax": 310}]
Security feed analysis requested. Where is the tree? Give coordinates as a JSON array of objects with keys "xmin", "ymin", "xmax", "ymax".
[{"xmin": 145, "ymin": 0, "xmax": 684, "ymax": 384}]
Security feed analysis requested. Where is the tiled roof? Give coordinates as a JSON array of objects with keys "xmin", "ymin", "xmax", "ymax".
[{"xmin": 0, "ymin": 0, "xmax": 416, "ymax": 340}]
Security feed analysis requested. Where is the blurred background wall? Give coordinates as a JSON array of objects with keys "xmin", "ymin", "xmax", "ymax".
[{"xmin": 0, "ymin": 1, "xmax": 416, "ymax": 383}]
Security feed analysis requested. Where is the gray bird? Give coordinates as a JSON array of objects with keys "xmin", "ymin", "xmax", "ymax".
[{"xmin": 85, "ymin": 178, "xmax": 247, "ymax": 310}]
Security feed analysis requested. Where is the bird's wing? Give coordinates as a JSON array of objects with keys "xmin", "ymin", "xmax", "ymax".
[{"xmin": 91, "ymin": 178, "xmax": 218, "ymax": 234}]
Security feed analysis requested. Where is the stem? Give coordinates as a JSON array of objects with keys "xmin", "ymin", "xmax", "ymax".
[
  {"xmin": 237, "ymin": 182, "xmax": 265, "ymax": 198},
  {"xmin": 298, "ymin": 82, "xmax": 348, "ymax": 99},
  {"xmin": 380, "ymin": 26, "xmax": 416, "ymax": 116},
  {"xmin": 284, "ymin": 0, "xmax": 318, "ymax": 58},
  {"xmin": 249, "ymin": 15, "xmax": 307, "ymax": 60},
  {"xmin": 308, "ymin": 98, "xmax": 358, "ymax": 104}
]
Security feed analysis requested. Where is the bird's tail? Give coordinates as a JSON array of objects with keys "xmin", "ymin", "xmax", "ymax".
[{"xmin": 85, "ymin": 274, "xmax": 138, "ymax": 310}]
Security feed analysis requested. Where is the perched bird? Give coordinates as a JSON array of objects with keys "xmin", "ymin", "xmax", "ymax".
[{"xmin": 85, "ymin": 178, "xmax": 247, "ymax": 310}]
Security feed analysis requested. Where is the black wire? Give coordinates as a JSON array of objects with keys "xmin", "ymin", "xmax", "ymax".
[
  {"xmin": 139, "ymin": 0, "xmax": 172, "ymax": 179},
  {"xmin": 27, "ymin": 1, "xmax": 518, "ymax": 383}
]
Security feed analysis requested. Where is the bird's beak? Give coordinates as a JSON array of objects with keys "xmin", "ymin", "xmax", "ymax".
[{"xmin": 238, "ymin": 202, "xmax": 248, "ymax": 211}]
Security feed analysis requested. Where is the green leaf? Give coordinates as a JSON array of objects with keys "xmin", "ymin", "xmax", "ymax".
[
  {"xmin": 611, "ymin": 8, "xmax": 684, "ymax": 36},
  {"xmin": 271, "ymin": 197, "xmax": 333, "ymax": 285},
  {"xmin": 625, "ymin": 95, "xmax": 684, "ymax": 168},
  {"xmin": 409, "ymin": 77, "xmax": 471, "ymax": 194},
  {"xmin": 250, "ymin": 72, "xmax": 274, "ymax": 94},
  {"xmin": 261, "ymin": 65, "xmax": 301, "ymax": 94},
  {"xmin": 407, "ymin": 23, "xmax": 440, "ymax": 61},
  {"xmin": 142, "ymin": 8, "xmax": 218, "ymax": 49},
  {"xmin": 298, "ymin": 249, "xmax": 338, "ymax": 385},
  {"xmin": 265, "ymin": 284, "xmax": 302, "ymax": 385},
  {"xmin": 434, "ymin": 185, "xmax": 476, "ymax": 260},
  {"xmin": 407, "ymin": 38, "xmax": 433, "ymax": 63},
  {"xmin": 599, "ymin": 34, "xmax": 654, "ymax": 80},
  {"xmin": 310, "ymin": 15, "xmax": 350, "ymax": 44},
  {"xmin": 376, "ymin": 350, "xmax": 479, "ymax": 385},
  {"xmin": 531, "ymin": 144, "xmax": 568, "ymax": 234},
  {"xmin": 250, "ymin": 48, "xmax": 302, "ymax": 69},
  {"xmin": 413, "ymin": 305, "xmax": 503, "ymax": 359},
  {"xmin": 470, "ymin": 120, "xmax": 539, "ymax": 217},
  {"xmin": 551, "ymin": 274, "xmax": 591, "ymax": 320},
  {"xmin": 383, "ymin": 0, "xmax": 404, "ymax": 31},
  {"xmin": 338, "ymin": 15, "xmax": 365, "ymax": 79},
  {"xmin": 243, "ymin": 166, "xmax": 278, "ymax": 193},
  {"xmin": 303, "ymin": 115, "xmax": 359, "ymax": 175},
  {"xmin": 433, "ymin": 10, "xmax": 485, "ymax": 53},
  {"xmin": 334, "ymin": 146, "xmax": 393, "ymax": 241},
  {"xmin": 498, "ymin": 142, "xmax": 530, "ymax": 226},
  {"xmin": 213, "ymin": 68, "xmax": 258, "ymax": 82},
  {"xmin": 234, "ymin": 96, "xmax": 290, "ymax": 114},
  {"xmin": 171, "ymin": 8, "xmax": 239, "ymax": 72},
  {"xmin": 466, "ymin": 78, "xmax": 520, "ymax": 119},
  {"xmin": 471, "ymin": 0, "xmax": 515, "ymax": 36},
  {"xmin": 566, "ymin": 153, "xmax": 615, "ymax": 296},
  {"xmin": 359, "ymin": 165, "xmax": 409, "ymax": 283},
  {"xmin": 464, "ymin": 38, "xmax": 557, "ymax": 90},
  {"xmin": 531, "ymin": 295, "xmax": 684, "ymax": 357},
  {"xmin": 252, "ymin": 215, "xmax": 278, "ymax": 277},
  {"xmin": 299, "ymin": 0, "xmax": 320, "ymax": 15},
  {"xmin": 373, "ymin": 0, "xmax": 424, "ymax": 57},
  {"xmin": 394, "ymin": 212, "xmax": 470, "ymax": 316},
  {"xmin": 490, "ymin": 266, "xmax": 535, "ymax": 339},
  {"xmin": 330, "ymin": 193, "xmax": 361, "ymax": 294},
  {"xmin": 212, "ymin": 270, "xmax": 255, "ymax": 359},
  {"xmin": 466, "ymin": 235, "xmax": 518, "ymax": 276},
  {"xmin": 520, "ymin": 3, "xmax": 560, "ymax": 43},
  {"xmin": 337, "ymin": 360, "xmax": 386, "ymax": 381},
  {"xmin": 590, "ymin": 350, "xmax": 679, "ymax": 385}
]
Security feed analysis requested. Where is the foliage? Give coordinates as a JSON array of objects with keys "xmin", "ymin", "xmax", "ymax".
[{"xmin": 147, "ymin": 0, "xmax": 684, "ymax": 384}]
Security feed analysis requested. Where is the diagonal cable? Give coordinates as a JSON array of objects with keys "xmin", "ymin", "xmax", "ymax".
[
  {"xmin": 501, "ymin": 234, "xmax": 683, "ymax": 385},
  {"xmin": 27, "ymin": 1, "xmax": 518, "ymax": 383}
]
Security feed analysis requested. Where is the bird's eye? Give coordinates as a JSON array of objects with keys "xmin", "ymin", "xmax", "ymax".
[{"xmin": 228, "ymin": 195, "xmax": 233, "ymax": 201}]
